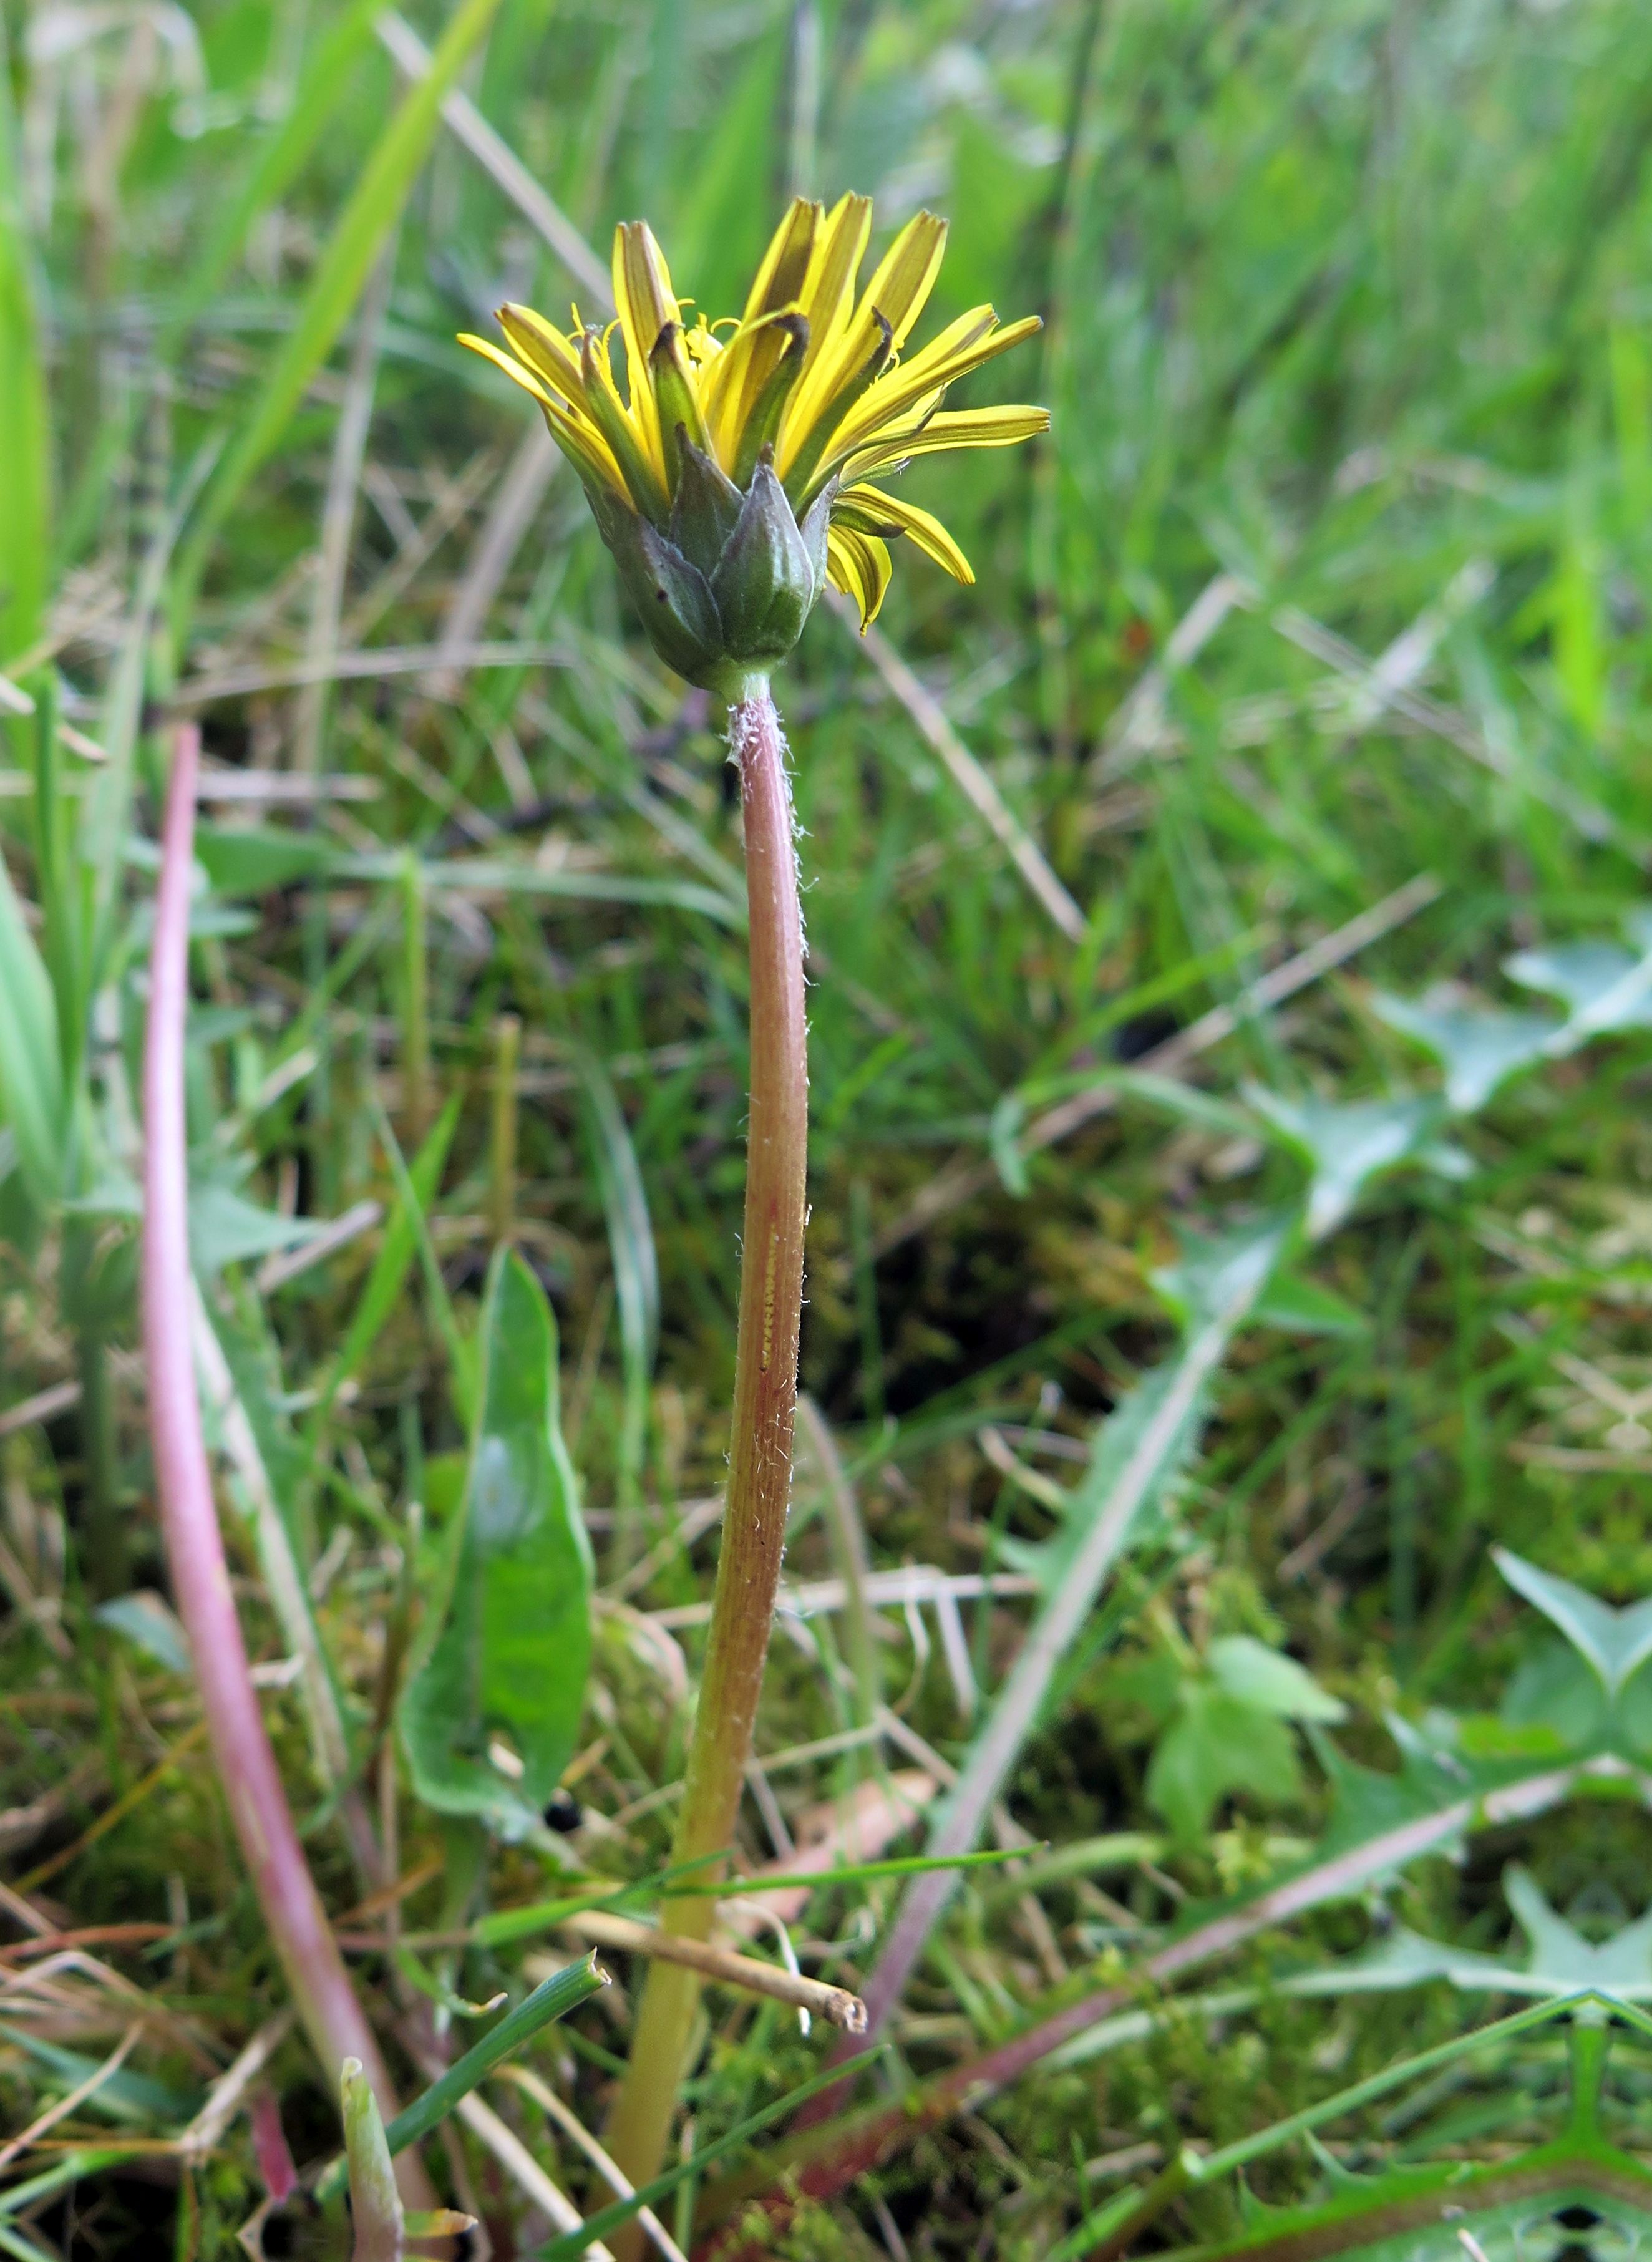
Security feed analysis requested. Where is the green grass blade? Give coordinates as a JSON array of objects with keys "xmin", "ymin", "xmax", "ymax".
[
  {"xmin": 575, "ymin": 1049, "xmax": 659, "ymax": 1502},
  {"xmin": 157, "ymin": 0, "xmax": 388, "ymax": 358},
  {"xmin": 535, "ymin": 2049, "xmax": 888, "ymax": 2262},
  {"xmin": 368, "ymin": 1092, "xmax": 474, "ymax": 1421},
  {"xmin": 0, "ymin": 2153, "xmax": 137, "ymax": 2218},
  {"xmin": 84, "ymin": 437, "xmax": 219, "ymax": 998},
  {"xmin": 177, "ymin": 0, "xmax": 508, "ymax": 610},
  {"xmin": 0, "ymin": 845, "xmax": 64, "ymax": 1212},
  {"xmin": 472, "ymin": 1847, "xmax": 1030, "ymax": 1949},
  {"xmin": 312, "ymin": 1094, "xmax": 461, "ymax": 1436},
  {"xmin": 0, "ymin": 13, "xmax": 49, "ymax": 667},
  {"xmin": 314, "ymin": 1954, "xmax": 608, "ymax": 2200}
]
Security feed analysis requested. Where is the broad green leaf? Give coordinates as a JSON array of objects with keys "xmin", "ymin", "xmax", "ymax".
[
  {"xmin": 1151, "ymin": 1215, "xmax": 1290, "ymax": 1331},
  {"xmin": 1332, "ymin": 1871, "xmax": 1652, "ymax": 2005},
  {"xmin": 1104, "ymin": 1650, "xmax": 1185, "ymax": 1726},
  {"xmin": 1307, "ymin": 1727, "xmax": 1469, "ymax": 1867},
  {"xmin": 1495, "ymin": 1548, "xmax": 1652, "ymax": 1697},
  {"xmin": 1501, "ymin": 1636, "xmax": 1608, "ymax": 1752},
  {"xmin": 400, "ymin": 1250, "xmax": 591, "ymax": 1836},
  {"xmin": 999, "ymin": 1339, "xmax": 1214, "ymax": 1591},
  {"xmin": 1115, "ymin": 1069, "xmax": 1266, "ymax": 1144},
  {"xmin": 1506, "ymin": 941, "xmax": 1652, "ymax": 1037},
  {"xmin": 1245, "ymin": 1090, "xmax": 1455, "ymax": 1237},
  {"xmin": 178, "ymin": 0, "xmax": 507, "ymax": 599},
  {"xmin": 1147, "ymin": 1686, "xmax": 1300, "ymax": 1840},
  {"xmin": 1207, "ymin": 1636, "xmax": 1346, "ymax": 1722},
  {"xmin": 0, "ymin": 22, "xmax": 49, "ymax": 665},
  {"xmin": 1504, "ymin": 1866, "xmax": 1652, "ymax": 1997},
  {"xmin": 195, "ymin": 827, "xmax": 342, "ymax": 896},
  {"xmin": 1251, "ymin": 1270, "xmax": 1368, "ymax": 1337},
  {"xmin": 0, "ymin": 850, "xmax": 64, "ymax": 1211},
  {"xmin": 1620, "ymin": 1663, "xmax": 1652, "ymax": 1752},
  {"xmin": 1372, "ymin": 993, "xmax": 1559, "ymax": 1112},
  {"xmin": 188, "ymin": 1183, "xmax": 321, "ymax": 1276},
  {"xmin": 93, "ymin": 1592, "xmax": 192, "ymax": 1679}
]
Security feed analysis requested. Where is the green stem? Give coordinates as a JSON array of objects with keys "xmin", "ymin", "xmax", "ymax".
[{"xmin": 602, "ymin": 679, "xmax": 809, "ymax": 2230}]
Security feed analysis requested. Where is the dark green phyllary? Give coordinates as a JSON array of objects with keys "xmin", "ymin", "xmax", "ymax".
[{"xmin": 585, "ymin": 435, "xmax": 830, "ymax": 688}]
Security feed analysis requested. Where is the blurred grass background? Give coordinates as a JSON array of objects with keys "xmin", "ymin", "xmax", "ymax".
[{"xmin": 8, "ymin": 0, "xmax": 1652, "ymax": 2252}]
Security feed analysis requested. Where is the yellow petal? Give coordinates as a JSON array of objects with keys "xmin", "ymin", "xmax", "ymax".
[
  {"xmin": 825, "ymin": 524, "xmax": 892, "ymax": 628},
  {"xmin": 783, "ymin": 308, "xmax": 990, "ymax": 489},
  {"xmin": 742, "ymin": 198, "xmax": 822, "ymax": 323},
  {"xmin": 580, "ymin": 321, "xmax": 671, "ymax": 520},
  {"xmin": 848, "ymin": 384, "xmax": 946, "ymax": 459},
  {"xmin": 460, "ymin": 333, "xmax": 555, "ymax": 409},
  {"xmin": 858, "ymin": 210, "xmax": 949, "ymax": 354},
  {"xmin": 841, "ymin": 403, "xmax": 1050, "ymax": 480},
  {"xmin": 498, "ymin": 303, "xmax": 586, "ymax": 402},
  {"xmin": 782, "ymin": 210, "xmax": 948, "ymax": 478},
  {"xmin": 825, "ymin": 312, "xmax": 1044, "ymax": 467},
  {"xmin": 835, "ymin": 483, "xmax": 975, "ymax": 583},
  {"xmin": 700, "ymin": 308, "xmax": 809, "ymax": 468},
  {"xmin": 611, "ymin": 220, "xmax": 680, "ymax": 480},
  {"xmin": 459, "ymin": 335, "xmax": 626, "ymax": 497},
  {"xmin": 887, "ymin": 302, "xmax": 999, "ymax": 374},
  {"xmin": 794, "ymin": 193, "xmax": 872, "ymax": 390}
]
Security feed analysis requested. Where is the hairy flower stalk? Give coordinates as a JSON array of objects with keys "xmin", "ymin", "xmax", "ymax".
[
  {"xmin": 465, "ymin": 197, "xmax": 1046, "ymax": 2222},
  {"xmin": 143, "ymin": 726, "xmax": 432, "ymax": 2209},
  {"xmin": 601, "ymin": 679, "xmax": 807, "ymax": 2221}
]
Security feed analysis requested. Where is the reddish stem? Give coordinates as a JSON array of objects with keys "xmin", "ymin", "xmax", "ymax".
[
  {"xmin": 143, "ymin": 727, "xmax": 429, "ymax": 2203},
  {"xmin": 603, "ymin": 681, "xmax": 810, "ymax": 2241}
]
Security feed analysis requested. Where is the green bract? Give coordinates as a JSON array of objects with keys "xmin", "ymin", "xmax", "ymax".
[{"xmin": 588, "ymin": 444, "xmax": 835, "ymax": 689}]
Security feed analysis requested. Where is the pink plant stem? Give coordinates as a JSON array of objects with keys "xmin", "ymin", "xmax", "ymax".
[
  {"xmin": 602, "ymin": 681, "xmax": 810, "ymax": 2248},
  {"xmin": 143, "ymin": 726, "xmax": 430, "ymax": 2205}
]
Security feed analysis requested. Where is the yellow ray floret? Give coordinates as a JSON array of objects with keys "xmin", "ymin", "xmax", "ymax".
[
  {"xmin": 826, "ymin": 525, "xmax": 893, "ymax": 628},
  {"xmin": 460, "ymin": 193, "xmax": 1047, "ymax": 632},
  {"xmin": 834, "ymin": 485, "xmax": 976, "ymax": 585}
]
